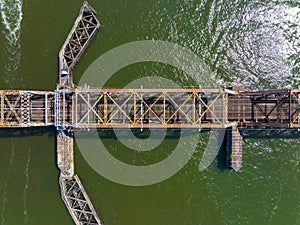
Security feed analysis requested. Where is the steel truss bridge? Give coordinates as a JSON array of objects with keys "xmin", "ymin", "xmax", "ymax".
[{"xmin": 2, "ymin": 88, "xmax": 300, "ymax": 129}]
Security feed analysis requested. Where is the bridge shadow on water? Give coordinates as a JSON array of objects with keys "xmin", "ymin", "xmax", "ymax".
[
  {"xmin": 90, "ymin": 128, "xmax": 210, "ymax": 139},
  {"xmin": 0, "ymin": 126, "xmax": 55, "ymax": 138},
  {"xmin": 76, "ymin": 128, "xmax": 209, "ymax": 139},
  {"xmin": 217, "ymin": 138, "xmax": 228, "ymax": 171},
  {"xmin": 2, "ymin": 127, "xmax": 298, "ymax": 139},
  {"xmin": 76, "ymin": 128, "xmax": 227, "ymax": 172},
  {"xmin": 1, "ymin": 127, "xmax": 300, "ymax": 172}
]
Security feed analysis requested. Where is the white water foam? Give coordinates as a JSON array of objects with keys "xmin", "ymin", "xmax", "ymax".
[
  {"xmin": 0, "ymin": 0, "xmax": 23, "ymax": 44},
  {"xmin": 0, "ymin": 0, "xmax": 23, "ymax": 79}
]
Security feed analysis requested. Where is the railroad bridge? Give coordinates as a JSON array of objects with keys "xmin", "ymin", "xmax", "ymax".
[
  {"xmin": 1, "ymin": 2, "xmax": 300, "ymax": 225},
  {"xmin": 3, "ymin": 88, "xmax": 300, "ymax": 129}
]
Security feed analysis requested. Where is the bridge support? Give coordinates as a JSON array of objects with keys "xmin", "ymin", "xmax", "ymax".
[
  {"xmin": 226, "ymin": 126, "xmax": 243, "ymax": 171},
  {"xmin": 56, "ymin": 129, "xmax": 74, "ymax": 177}
]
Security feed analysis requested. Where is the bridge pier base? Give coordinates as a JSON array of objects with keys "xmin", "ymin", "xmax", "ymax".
[
  {"xmin": 226, "ymin": 126, "xmax": 243, "ymax": 171},
  {"xmin": 56, "ymin": 129, "xmax": 74, "ymax": 177}
]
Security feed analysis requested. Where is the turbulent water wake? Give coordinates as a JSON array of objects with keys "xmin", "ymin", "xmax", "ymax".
[{"xmin": 0, "ymin": 0, "xmax": 23, "ymax": 79}]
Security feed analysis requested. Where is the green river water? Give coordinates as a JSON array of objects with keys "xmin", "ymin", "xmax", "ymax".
[{"xmin": 0, "ymin": 0, "xmax": 300, "ymax": 224}]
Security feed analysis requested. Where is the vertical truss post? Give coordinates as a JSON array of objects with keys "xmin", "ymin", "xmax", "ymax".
[
  {"xmin": 71, "ymin": 92, "xmax": 75, "ymax": 127},
  {"xmin": 45, "ymin": 92, "xmax": 48, "ymax": 125},
  {"xmin": 75, "ymin": 91, "xmax": 78, "ymax": 127},
  {"xmin": 163, "ymin": 91, "xmax": 166, "ymax": 124},
  {"xmin": 104, "ymin": 92, "xmax": 107, "ymax": 125},
  {"xmin": 198, "ymin": 92, "xmax": 202, "ymax": 130},
  {"xmin": 140, "ymin": 86, "xmax": 143, "ymax": 131},
  {"xmin": 193, "ymin": 91, "xmax": 196, "ymax": 125},
  {"xmin": 55, "ymin": 91, "xmax": 61, "ymax": 127},
  {"xmin": 63, "ymin": 89, "xmax": 66, "ymax": 128},
  {"xmin": 21, "ymin": 91, "xmax": 30, "ymax": 127}
]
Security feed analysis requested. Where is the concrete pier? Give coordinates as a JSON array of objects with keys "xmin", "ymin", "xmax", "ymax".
[
  {"xmin": 56, "ymin": 130, "xmax": 74, "ymax": 177},
  {"xmin": 226, "ymin": 126, "xmax": 243, "ymax": 171}
]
